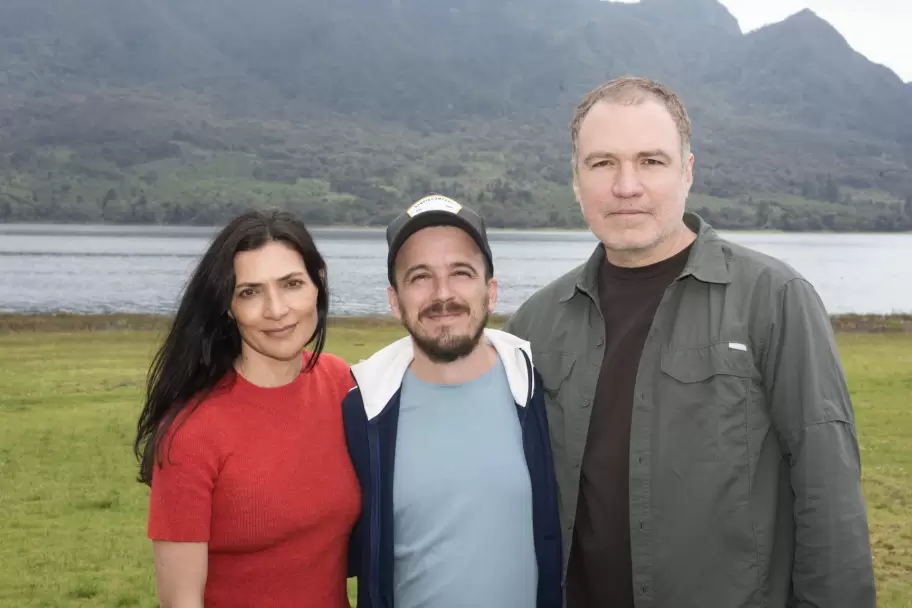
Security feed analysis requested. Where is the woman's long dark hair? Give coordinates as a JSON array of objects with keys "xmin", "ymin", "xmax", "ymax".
[{"xmin": 134, "ymin": 209, "xmax": 329, "ymax": 486}]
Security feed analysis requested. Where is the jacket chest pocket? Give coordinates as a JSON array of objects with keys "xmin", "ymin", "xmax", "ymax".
[
  {"xmin": 531, "ymin": 351, "xmax": 577, "ymax": 456},
  {"xmin": 534, "ymin": 351, "xmax": 577, "ymax": 409},
  {"xmin": 657, "ymin": 342, "xmax": 756, "ymax": 463}
]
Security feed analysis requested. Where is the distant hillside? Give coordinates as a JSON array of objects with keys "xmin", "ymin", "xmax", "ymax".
[{"xmin": 1, "ymin": 0, "xmax": 911, "ymax": 231}]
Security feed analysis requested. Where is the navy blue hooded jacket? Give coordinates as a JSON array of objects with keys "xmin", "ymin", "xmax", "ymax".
[{"xmin": 341, "ymin": 328, "xmax": 563, "ymax": 608}]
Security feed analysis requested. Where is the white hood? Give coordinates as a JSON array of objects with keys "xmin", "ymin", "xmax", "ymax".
[{"xmin": 350, "ymin": 328, "xmax": 535, "ymax": 421}]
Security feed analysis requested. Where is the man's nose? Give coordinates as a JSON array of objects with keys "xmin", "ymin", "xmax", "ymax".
[
  {"xmin": 433, "ymin": 276, "xmax": 454, "ymax": 300},
  {"xmin": 613, "ymin": 163, "xmax": 645, "ymax": 198}
]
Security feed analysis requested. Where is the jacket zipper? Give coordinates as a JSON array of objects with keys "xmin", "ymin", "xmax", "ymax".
[{"xmin": 368, "ymin": 421, "xmax": 382, "ymax": 606}]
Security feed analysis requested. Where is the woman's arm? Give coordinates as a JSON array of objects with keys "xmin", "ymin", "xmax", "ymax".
[
  {"xmin": 147, "ymin": 408, "xmax": 222, "ymax": 608},
  {"xmin": 153, "ymin": 541, "xmax": 208, "ymax": 608}
]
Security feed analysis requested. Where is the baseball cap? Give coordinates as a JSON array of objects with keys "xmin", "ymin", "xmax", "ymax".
[{"xmin": 386, "ymin": 194, "xmax": 494, "ymax": 285}]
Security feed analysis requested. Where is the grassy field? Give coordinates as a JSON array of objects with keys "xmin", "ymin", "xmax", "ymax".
[{"xmin": 0, "ymin": 320, "xmax": 910, "ymax": 607}]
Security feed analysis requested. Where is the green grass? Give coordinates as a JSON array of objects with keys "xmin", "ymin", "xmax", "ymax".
[
  {"xmin": 0, "ymin": 325, "xmax": 407, "ymax": 608},
  {"xmin": 0, "ymin": 324, "xmax": 909, "ymax": 606},
  {"xmin": 837, "ymin": 333, "xmax": 912, "ymax": 605}
]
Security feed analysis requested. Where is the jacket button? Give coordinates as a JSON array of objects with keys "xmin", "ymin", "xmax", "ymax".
[
  {"xmin": 596, "ymin": 337, "xmax": 604, "ymax": 347},
  {"xmin": 582, "ymin": 399, "xmax": 590, "ymax": 408}
]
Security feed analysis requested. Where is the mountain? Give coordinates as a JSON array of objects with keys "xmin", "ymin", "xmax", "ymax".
[
  {"xmin": 0, "ymin": 0, "xmax": 910, "ymax": 231},
  {"xmin": 710, "ymin": 10, "xmax": 912, "ymax": 142}
]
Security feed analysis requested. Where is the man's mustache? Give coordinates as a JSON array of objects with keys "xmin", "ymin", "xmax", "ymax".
[{"xmin": 420, "ymin": 300, "xmax": 470, "ymax": 319}]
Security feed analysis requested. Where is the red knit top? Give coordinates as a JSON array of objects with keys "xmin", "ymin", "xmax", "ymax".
[{"xmin": 147, "ymin": 352, "xmax": 361, "ymax": 608}]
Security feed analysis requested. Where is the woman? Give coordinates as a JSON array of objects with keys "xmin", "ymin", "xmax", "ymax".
[{"xmin": 134, "ymin": 209, "xmax": 360, "ymax": 608}]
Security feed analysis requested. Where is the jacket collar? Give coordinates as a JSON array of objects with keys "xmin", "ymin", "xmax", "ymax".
[
  {"xmin": 350, "ymin": 328, "xmax": 535, "ymax": 421},
  {"xmin": 559, "ymin": 211, "xmax": 731, "ymax": 303},
  {"xmin": 679, "ymin": 212, "xmax": 731, "ymax": 285}
]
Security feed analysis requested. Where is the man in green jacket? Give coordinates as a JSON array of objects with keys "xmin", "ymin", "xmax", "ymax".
[{"xmin": 504, "ymin": 76, "xmax": 876, "ymax": 608}]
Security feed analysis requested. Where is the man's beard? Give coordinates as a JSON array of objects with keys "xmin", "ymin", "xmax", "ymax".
[{"xmin": 403, "ymin": 299, "xmax": 489, "ymax": 363}]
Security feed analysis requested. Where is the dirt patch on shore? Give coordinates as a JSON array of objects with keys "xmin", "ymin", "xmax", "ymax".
[{"xmin": 831, "ymin": 314, "xmax": 912, "ymax": 333}]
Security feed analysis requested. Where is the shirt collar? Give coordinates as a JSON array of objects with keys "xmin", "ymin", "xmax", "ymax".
[{"xmin": 559, "ymin": 211, "xmax": 731, "ymax": 304}]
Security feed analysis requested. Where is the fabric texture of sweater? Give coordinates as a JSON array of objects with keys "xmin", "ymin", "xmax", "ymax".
[{"xmin": 147, "ymin": 351, "xmax": 361, "ymax": 608}]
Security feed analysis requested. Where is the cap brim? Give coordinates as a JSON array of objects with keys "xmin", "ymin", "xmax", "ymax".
[{"xmin": 387, "ymin": 211, "xmax": 489, "ymax": 280}]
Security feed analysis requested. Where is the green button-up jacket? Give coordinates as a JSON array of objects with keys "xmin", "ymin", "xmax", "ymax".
[{"xmin": 504, "ymin": 213, "xmax": 876, "ymax": 608}]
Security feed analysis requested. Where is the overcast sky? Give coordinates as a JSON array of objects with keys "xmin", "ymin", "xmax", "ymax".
[{"xmin": 720, "ymin": 1, "xmax": 912, "ymax": 81}]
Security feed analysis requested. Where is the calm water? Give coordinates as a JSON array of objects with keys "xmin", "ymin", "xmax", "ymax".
[{"xmin": 1, "ymin": 223, "xmax": 910, "ymax": 316}]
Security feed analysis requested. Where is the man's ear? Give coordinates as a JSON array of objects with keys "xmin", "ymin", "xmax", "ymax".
[
  {"xmin": 387, "ymin": 285, "xmax": 403, "ymax": 321},
  {"xmin": 684, "ymin": 152, "xmax": 695, "ymax": 193},
  {"xmin": 572, "ymin": 175, "xmax": 583, "ymax": 213},
  {"xmin": 486, "ymin": 277, "xmax": 498, "ymax": 313}
]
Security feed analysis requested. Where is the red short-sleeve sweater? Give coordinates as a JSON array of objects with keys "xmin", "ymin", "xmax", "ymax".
[{"xmin": 147, "ymin": 352, "xmax": 360, "ymax": 608}]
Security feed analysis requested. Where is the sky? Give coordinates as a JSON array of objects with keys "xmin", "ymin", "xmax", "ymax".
[{"xmin": 719, "ymin": 1, "xmax": 912, "ymax": 82}]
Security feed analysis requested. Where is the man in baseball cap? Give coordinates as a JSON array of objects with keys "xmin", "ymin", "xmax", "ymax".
[{"xmin": 341, "ymin": 194, "xmax": 563, "ymax": 608}]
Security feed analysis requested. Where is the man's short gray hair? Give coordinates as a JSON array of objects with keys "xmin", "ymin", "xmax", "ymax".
[{"xmin": 570, "ymin": 76, "xmax": 693, "ymax": 176}]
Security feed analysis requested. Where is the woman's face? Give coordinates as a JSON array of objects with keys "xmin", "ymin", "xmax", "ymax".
[{"xmin": 229, "ymin": 240, "xmax": 320, "ymax": 366}]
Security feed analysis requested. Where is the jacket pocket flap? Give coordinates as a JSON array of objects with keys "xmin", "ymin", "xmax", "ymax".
[
  {"xmin": 532, "ymin": 351, "xmax": 575, "ymax": 394},
  {"xmin": 660, "ymin": 342, "xmax": 754, "ymax": 384}
]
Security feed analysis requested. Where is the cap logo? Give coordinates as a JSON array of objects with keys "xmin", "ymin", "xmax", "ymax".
[{"xmin": 406, "ymin": 195, "xmax": 462, "ymax": 217}]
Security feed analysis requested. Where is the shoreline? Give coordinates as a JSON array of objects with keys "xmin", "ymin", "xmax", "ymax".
[
  {"xmin": 2, "ymin": 221, "xmax": 910, "ymax": 236},
  {"xmin": 1, "ymin": 312, "xmax": 910, "ymax": 334}
]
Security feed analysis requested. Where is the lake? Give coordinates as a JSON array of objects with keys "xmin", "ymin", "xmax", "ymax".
[{"xmin": 1, "ymin": 223, "xmax": 910, "ymax": 316}]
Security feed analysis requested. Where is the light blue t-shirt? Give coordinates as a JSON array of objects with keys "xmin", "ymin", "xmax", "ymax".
[{"xmin": 393, "ymin": 354, "xmax": 538, "ymax": 608}]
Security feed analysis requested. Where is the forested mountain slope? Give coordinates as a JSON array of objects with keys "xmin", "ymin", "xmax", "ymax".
[{"xmin": 1, "ymin": 0, "xmax": 910, "ymax": 230}]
